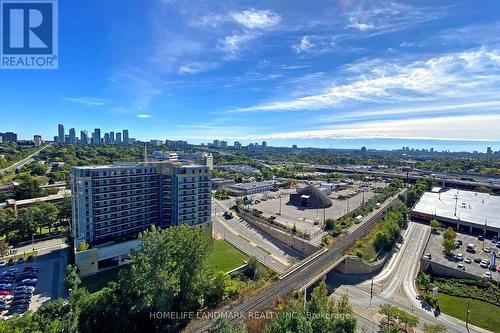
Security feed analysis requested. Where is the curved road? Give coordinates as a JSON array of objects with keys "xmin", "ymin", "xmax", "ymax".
[
  {"xmin": 0, "ymin": 143, "xmax": 52, "ymax": 174},
  {"xmin": 331, "ymin": 221, "xmax": 491, "ymax": 333}
]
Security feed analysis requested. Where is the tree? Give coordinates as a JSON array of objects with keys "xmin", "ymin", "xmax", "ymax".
[
  {"xmin": 416, "ymin": 273, "xmax": 432, "ymax": 295},
  {"xmin": 423, "ymin": 323, "xmax": 447, "ymax": 333},
  {"xmin": 14, "ymin": 174, "xmax": 42, "ymax": 200},
  {"xmin": 64, "ymin": 264, "xmax": 81, "ymax": 291},
  {"xmin": 209, "ymin": 318, "xmax": 247, "ymax": 333},
  {"xmin": 0, "ymin": 208, "xmax": 16, "ymax": 241},
  {"xmin": 127, "ymin": 224, "xmax": 212, "ymax": 313},
  {"xmin": 59, "ymin": 195, "xmax": 72, "ymax": 221},
  {"xmin": 430, "ymin": 219, "xmax": 441, "ymax": 232},
  {"xmin": 246, "ymin": 256, "xmax": 264, "ymax": 280},
  {"xmin": 443, "ymin": 227, "xmax": 456, "ymax": 240},
  {"xmin": 0, "ymin": 240, "xmax": 9, "ymax": 257},
  {"xmin": 379, "ymin": 304, "xmax": 398, "ymax": 326},
  {"xmin": 442, "ymin": 238, "xmax": 455, "ymax": 256},
  {"xmin": 398, "ymin": 310, "xmax": 419, "ymax": 331},
  {"xmin": 14, "ymin": 208, "xmax": 38, "ymax": 239},
  {"xmin": 76, "ymin": 241, "xmax": 89, "ymax": 252},
  {"xmin": 36, "ymin": 202, "xmax": 60, "ymax": 233}
]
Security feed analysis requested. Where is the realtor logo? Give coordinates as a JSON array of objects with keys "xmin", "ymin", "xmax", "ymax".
[{"xmin": 1, "ymin": 0, "xmax": 58, "ymax": 69}]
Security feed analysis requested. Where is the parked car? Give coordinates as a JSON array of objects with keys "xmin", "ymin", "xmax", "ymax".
[
  {"xmin": 455, "ymin": 253, "xmax": 463, "ymax": 261},
  {"xmin": 480, "ymin": 259, "xmax": 490, "ymax": 268},
  {"xmin": 7, "ymin": 258, "xmax": 15, "ymax": 265},
  {"xmin": 0, "ymin": 291, "xmax": 12, "ymax": 296},
  {"xmin": 466, "ymin": 244, "xmax": 475, "ymax": 253},
  {"xmin": 456, "ymin": 239, "xmax": 463, "ymax": 245},
  {"xmin": 464, "ymin": 258, "xmax": 472, "ymax": 264},
  {"xmin": 478, "ymin": 235, "xmax": 484, "ymax": 241},
  {"xmin": 457, "ymin": 263, "xmax": 465, "ymax": 270},
  {"xmin": 474, "ymin": 257, "xmax": 482, "ymax": 263},
  {"xmin": 484, "ymin": 247, "xmax": 491, "ymax": 253},
  {"xmin": 0, "ymin": 261, "xmax": 6, "ymax": 267},
  {"xmin": 483, "ymin": 271, "xmax": 492, "ymax": 280},
  {"xmin": 424, "ymin": 253, "xmax": 432, "ymax": 259}
]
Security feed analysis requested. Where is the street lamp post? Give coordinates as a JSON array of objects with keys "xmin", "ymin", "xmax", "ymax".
[{"xmin": 465, "ymin": 300, "xmax": 470, "ymax": 330}]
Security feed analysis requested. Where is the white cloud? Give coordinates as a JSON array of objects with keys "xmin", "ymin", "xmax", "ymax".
[
  {"xmin": 230, "ymin": 9, "xmax": 281, "ymax": 29},
  {"xmin": 348, "ymin": 17, "xmax": 374, "ymax": 31},
  {"xmin": 178, "ymin": 62, "xmax": 219, "ymax": 74},
  {"xmin": 251, "ymin": 114, "xmax": 500, "ymax": 141},
  {"xmin": 228, "ymin": 48, "xmax": 500, "ymax": 113},
  {"xmin": 293, "ymin": 36, "xmax": 314, "ymax": 53},
  {"xmin": 218, "ymin": 32, "xmax": 258, "ymax": 55},
  {"xmin": 137, "ymin": 114, "xmax": 152, "ymax": 119},
  {"xmin": 63, "ymin": 97, "xmax": 107, "ymax": 107}
]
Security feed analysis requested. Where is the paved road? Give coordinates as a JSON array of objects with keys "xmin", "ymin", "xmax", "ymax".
[
  {"xmin": 212, "ymin": 200, "xmax": 292, "ymax": 273},
  {"xmin": 0, "ymin": 143, "xmax": 52, "ymax": 175},
  {"xmin": 330, "ymin": 221, "xmax": 491, "ymax": 333},
  {"xmin": 184, "ymin": 191, "xmax": 404, "ymax": 333}
]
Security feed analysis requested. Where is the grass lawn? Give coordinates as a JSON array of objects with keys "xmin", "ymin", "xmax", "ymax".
[
  {"xmin": 81, "ymin": 265, "xmax": 130, "ymax": 294},
  {"xmin": 207, "ymin": 240, "xmax": 249, "ymax": 273},
  {"xmin": 437, "ymin": 293, "xmax": 500, "ymax": 333},
  {"xmin": 81, "ymin": 240, "xmax": 248, "ymax": 294},
  {"xmin": 1, "ymin": 250, "xmax": 38, "ymax": 261}
]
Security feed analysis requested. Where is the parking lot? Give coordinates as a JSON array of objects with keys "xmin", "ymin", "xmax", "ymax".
[
  {"xmin": 0, "ymin": 248, "xmax": 67, "ymax": 317},
  {"xmin": 424, "ymin": 229, "xmax": 500, "ymax": 281},
  {"xmin": 249, "ymin": 190, "xmax": 376, "ymax": 236}
]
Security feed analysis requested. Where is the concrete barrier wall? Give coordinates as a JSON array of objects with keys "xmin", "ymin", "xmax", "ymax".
[
  {"xmin": 335, "ymin": 254, "xmax": 387, "ymax": 274},
  {"xmin": 420, "ymin": 258, "xmax": 481, "ymax": 280},
  {"xmin": 238, "ymin": 211, "xmax": 320, "ymax": 257}
]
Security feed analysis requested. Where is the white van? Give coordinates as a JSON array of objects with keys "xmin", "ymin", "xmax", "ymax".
[{"xmin": 355, "ymin": 215, "xmax": 363, "ymax": 224}]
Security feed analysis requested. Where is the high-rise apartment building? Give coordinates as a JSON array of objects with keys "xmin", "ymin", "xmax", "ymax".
[
  {"xmin": 92, "ymin": 128, "xmax": 101, "ymax": 144},
  {"xmin": 33, "ymin": 135, "xmax": 43, "ymax": 147},
  {"xmin": 233, "ymin": 141, "xmax": 242, "ymax": 150},
  {"xmin": 58, "ymin": 124, "xmax": 65, "ymax": 143},
  {"xmin": 71, "ymin": 160, "xmax": 212, "ymax": 275},
  {"xmin": 104, "ymin": 133, "xmax": 110, "ymax": 144},
  {"xmin": 487, "ymin": 147, "xmax": 493, "ymax": 155},
  {"xmin": 69, "ymin": 128, "xmax": 76, "ymax": 144},
  {"xmin": 220, "ymin": 141, "xmax": 227, "ymax": 148},
  {"xmin": 80, "ymin": 130, "xmax": 88, "ymax": 144},
  {"xmin": 2, "ymin": 132, "xmax": 17, "ymax": 143},
  {"xmin": 123, "ymin": 130, "xmax": 129, "ymax": 144},
  {"xmin": 110, "ymin": 131, "xmax": 115, "ymax": 144},
  {"xmin": 115, "ymin": 132, "xmax": 122, "ymax": 144}
]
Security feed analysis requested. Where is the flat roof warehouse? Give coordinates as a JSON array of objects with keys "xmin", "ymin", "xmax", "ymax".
[{"xmin": 411, "ymin": 189, "xmax": 500, "ymax": 237}]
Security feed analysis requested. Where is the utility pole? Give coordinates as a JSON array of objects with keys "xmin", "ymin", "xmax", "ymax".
[
  {"xmin": 369, "ymin": 277, "xmax": 374, "ymax": 307},
  {"xmin": 279, "ymin": 194, "xmax": 282, "ymax": 215}
]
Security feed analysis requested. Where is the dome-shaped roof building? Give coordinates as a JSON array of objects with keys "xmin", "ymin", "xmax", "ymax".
[{"xmin": 288, "ymin": 185, "xmax": 332, "ymax": 209}]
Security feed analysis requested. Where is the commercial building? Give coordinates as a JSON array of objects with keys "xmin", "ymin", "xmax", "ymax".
[
  {"xmin": 211, "ymin": 178, "xmax": 235, "ymax": 190},
  {"xmin": 289, "ymin": 185, "xmax": 333, "ymax": 209},
  {"xmin": 71, "ymin": 160, "xmax": 212, "ymax": 275},
  {"xmin": 226, "ymin": 180, "xmax": 281, "ymax": 196},
  {"xmin": 411, "ymin": 188, "xmax": 500, "ymax": 238}
]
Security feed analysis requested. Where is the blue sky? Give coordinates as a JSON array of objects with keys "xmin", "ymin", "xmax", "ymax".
[{"xmin": 1, "ymin": 0, "xmax": 500, "ymax": 150}]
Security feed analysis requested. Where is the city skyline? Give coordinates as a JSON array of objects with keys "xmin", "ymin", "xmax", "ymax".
[{"xmin": 0, "ymin": 1, "xmax": 500, "ymax": 151}]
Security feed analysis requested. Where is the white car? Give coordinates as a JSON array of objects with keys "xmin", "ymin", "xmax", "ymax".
[
  {"xmin": 483, "ymin": 247, "xmax": 491, "ymax": 253},
  {"xmin": 457, "ymin": 263, "xmax": 465, "ymax": 270},
  {"xmin": 483, "ymin": 272, "xmax": 492, "ymax": 280},
  {"xmin": 455, "ymin": 253, "xmax": 463, "ymax": 261},
  {"xmin": 0, "ymin": 261, "xmax": 6, "ymax": 267}
]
